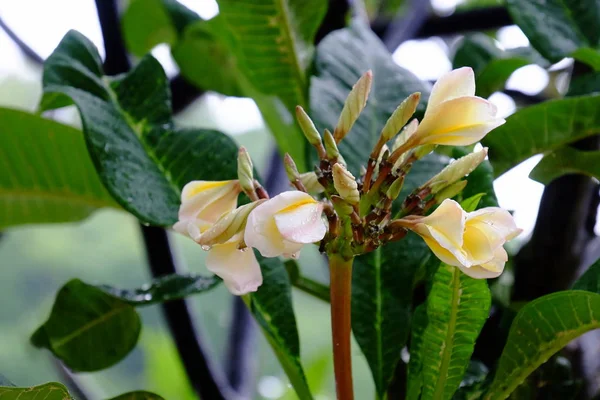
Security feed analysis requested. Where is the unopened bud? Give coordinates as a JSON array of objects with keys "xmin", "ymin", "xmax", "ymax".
[
  {"xmin": 295, "ymin": 106, "xmax": 322, "ymax": 146},
  {"xmin": 434, "ymin": 180, "xmax": 468, "ymax": 203},
  {"xmin": 237, "ymin": 147, "xmax": 254, "ymax": 194},
  {"xmin": 198, "ymin": 200, "xmax": 265, "ymax": 247},
  {"xmin": 299, "ymin": 172, "xmax": 324, "ymax": 194},
  {"xmin": 427, "ymin": 147, "xmax": 488, "ymax": 193},
  {"xmin": 331, "ymin": 195, "xmax": 354, "ymax": 215},
  {"xmin": 324, "ymin": 129, "xmax": 340, "ymax": 160},
  {"xmin": 386, "ymin": 176, "xmax": 405, "ymax": 200},
  {"xmin": 284, "ymin": 153, "xmax": 300, "ymax": 182},
  {"xmin": 381, "ymin": 92, "xmax": 421, "ymax": 142},
  {"xmin": 334, "ymin": 70, "xmax": 372, "ymax": 143},
  {"xmin": 332, "ymin": 163, "xmax": 360, "ymax": 205}
]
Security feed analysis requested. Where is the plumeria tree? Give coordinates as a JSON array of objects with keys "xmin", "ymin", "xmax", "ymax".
[{"xmin": 2, "ymin": 0, "xmax": 600, "ymax": 399}]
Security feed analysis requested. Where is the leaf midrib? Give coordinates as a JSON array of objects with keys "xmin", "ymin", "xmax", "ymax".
[
  {"xmin": 432, "ymin": 267, "xmax": 460, "ymax": 400},
  {"xmin": 52, "ymin": 304, "xmax": 130, "ymax": 350}
]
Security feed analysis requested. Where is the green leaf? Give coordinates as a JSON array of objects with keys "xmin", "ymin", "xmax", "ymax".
[
  {"xmin": 0, "ymin": 107, "xmax": 120, "ymax": 229},
  {"xmin": 485, "ymin": 291, "xmax": 600, "ymax": 400},
  {"xmin": 529, "ymin": 146, "xmax": 600, "ymax": 184},
  {"xmin": 122, "ymin": 0, "xmax": 197, "ymax": 56},
  {"xmin": 217, "ymin": 0, "xmax": 327, "ymax": 112},
  {"xmin": 0, "ymin": 383, "xmax": 73, "ymax": 400},
  {"xmin": 40, "ymin": 31, "xmax": 239, "ymax": 226},
  {"xmin": 0, "ymin": 374, "xmax": 14, "ymax": 386},
  {"xmin": 406, "ymin": 304, "xmax": 428, "ymax": 400},
  {"xmin": 572, "ymin": 258, "xmax": 600, "ymax": 293},
  {"xmin": 311, "ymin": 21, "xmax": 431, "ymax": 176},
  {"xmin": 100, "ymin": 273, "xmax": 221, "ymax": 305},
  {"xmin": 108, "ymin": 392, "xmax": 165, "ymax": 400},
  {"xmin": 572, "ymin": 47, "xmax": 600, "ymax": 71},
  {"xmin": 420, "ymin": 263, "xmax": 491, "ymax": 400},
  {"xmin": 453, "ymin": 34, "xmax": 548, "ymax": 98},
  {"xmin": 568, "ymin": 71, "xmax": 600, "ymax": 96},
  {"xmin": 505, "ymin": 0, "xmax": 600, "ymax": 62},
  {"xmin": 32, "ymin": 279, "xmax": 141, "ymax": 372},
  {"xmin": 482, "ymin": 94, "xmax": 600, "ymax": 176},
  {"xmin": 245, "ymin": 254, "xmax": 313, "ymax": 399}
]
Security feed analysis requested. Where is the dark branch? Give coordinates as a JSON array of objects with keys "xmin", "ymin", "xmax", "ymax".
[
  {"xmin": 94, "ymin": 0, "xmax": 130, "ymax": 75},
  {"xmin": 0, "ymin": 13, "xmax": 44, "ymax": 64},
  {"xmin": 170, "ymin": 74, "xmax": 205, "ymax": 114}
]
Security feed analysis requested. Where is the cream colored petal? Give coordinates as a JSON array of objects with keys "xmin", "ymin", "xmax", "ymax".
[
  {"xmin": 417, "ymin": 199, "xmax": 466, "ymax": 248},
  {"xmin": 178, "ymin": 180, "xmax": 240, "ymax": 222},
  {"xmin": 416, "ymin": 96, "xmax": 505, "ymax": 146},
  {"xmin": 421, "ymin": 236, "xmax": 464, "ymax": 267},
  {"xmin": 458, "ymin": 246, "xmax": 507, "ymax": 279},
  {"xmin": 206, "ymin": 243, "xmax": 263, "ymax": 295},
  {"xmin": 468, "ymin": 207, "xmax": 521, "ymax": 241},
  {"xmin": 462, "ymin": 224, "xmax": 498, "ymax": 265},
  {"xmin": 274, "ymin": 202, "xmax": 326, "ymax": 244},
  {"xmin": 426, "ymin": 67, "xmax": 476, "ymax": 114}
]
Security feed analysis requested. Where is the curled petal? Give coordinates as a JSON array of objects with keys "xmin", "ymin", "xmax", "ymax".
[
  {"xmin": 245, "ymin": 191, "xmax": 325, "ymax": 258},
  {"xmin": 415, "ymin": 96, "xmax": 505, "ymax": 146},
  {"xmin": 458, "ymin": 246, "xmax": 507, "ymax": 279},
  {"xmin": 206, "ymin": 242, "xmax": 263, "ymax": 295},
  {"xmin": 413, "ymin": 199, "xmax": 469, "ymax": 266},
  {"xmin": 178, "ymin": 180, "xmax": 240, "ymax": 223},
  {"xmin": 467, "ymin": 207, "xmax": 522, "ymax": 241},
  {"xmin": 426, "ymin": 67, "xmax": 476, "ymax": 113}
]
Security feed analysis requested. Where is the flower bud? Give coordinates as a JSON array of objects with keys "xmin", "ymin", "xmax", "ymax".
[
  {"xmin": 334, "ymin": 70, "xmax": 372, "ymax": 142},
  {"xmin": 324, "ymin": 128, "xmax": 340, "ymax": 160},
  {"xmin": 392, "ymin": 119, "xmax": 419, "ymax": 152},
  {"xmin": 299, "ymin": 172, "xmax": 324, "ymax": 194},
  {"xmin": 380, "ymin": 92, "xmax": 421, "ymax": 142},
  {"xmin": 295, "ymin": 106, "xmax": 322, "ymax": 146},
  {"xmin": 425, "ymin": 147, "xmax": 488, "ymax": 193},
  {"xmin": 198, "ymin": 200, "xmax": 265, "ymax": 247},
  {"xmin": 332, "ymin": 163, "xmax": 360, "ymax": 205},
  {"xmin": 331, "ymin": 195, "xmax": 354, "ymax": 215},
  {"xmin": 237, "ymin": 147, "xmax": 255, "ymax": 194},
  {"xmin": 284, "ymin": 153, "xmax": 301, "ymax": 182},
  {"xmin": 434, "ymin": 180, "xmax": 467, "ymax": 203},
  {"xmin": 386, "ymin": 176, "xmax": 405, "ymax": 201}
]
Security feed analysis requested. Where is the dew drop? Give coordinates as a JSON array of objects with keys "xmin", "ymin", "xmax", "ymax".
[{"xmin": 201, "ymin": 245, "xmax": 211, "ymax": 251}]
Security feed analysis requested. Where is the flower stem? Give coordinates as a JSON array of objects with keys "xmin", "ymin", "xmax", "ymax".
[{"xmin": 329, "ymin": 254, "xmax": 354, "ymax": 400}]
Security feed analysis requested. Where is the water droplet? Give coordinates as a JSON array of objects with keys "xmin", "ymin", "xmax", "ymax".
[{"xmin": 201, "ymin": 245, "xmax": 211, "ymax": 251}]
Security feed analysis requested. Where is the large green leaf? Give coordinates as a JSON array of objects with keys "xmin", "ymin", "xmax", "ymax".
[
  {"xmin": 529, "ymin": 146, "xmax": 600, "ymax": 184},
  {"xmin": 245, "ymin": 254, "xmax": 313, "ymax": 399},
  {"xmin": 406, "ymin": 304, "xmax": 428, "ymax": 400},
  {"xmin": 0, "ymin": 383, "xmax": 73, "ymax": 400},
  {"xmin": 418, "ymin": 263, "xmax": 491, "ymax": 400},
  {"xmin": 485, "ymin": 291, "xmax": 600, "ymax": 400},
  {"xmin": 505, "ymin": 0, "xmax": 600, "ymax": 62},
  {"xmin": 32, "ymin": 279, "xmax": 141, "ymax": 372},
  {"xmin": 0, "ymin": 374, "xmax": 14, "ymax": 386},
  {"xmin": 0, "ymin": 107, "xmax": 119, "ymax": 229},
  {"xmin": 310, "ymin": 21, "xmax": 430, "ymax": 176},
  {"xmin": 452, "ymin": 34, "xmax": 547, "ymax": 98},
  {"xmin": 572, "ymin": 258, "xmax": 600, "ymax": 293},
  {"xmin": 217, "ymin": 0, "xmax": 327, "ymax": 112},
  {"xmin": 483, "ymin": 94, "xmax": 600, "ymax": 176},
  {"xmin": 108, "ymin": 392, "xmax": 165, "ymax": 400},
  {"xmin": 40, "ymin": 30, "xmax": 239, "ymax": 226}
]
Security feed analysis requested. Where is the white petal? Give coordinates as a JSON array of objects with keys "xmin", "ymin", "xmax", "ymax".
[
  {"xmin": 416, "ymin": 96, "xmax": 505, "ymax": 146},
  {"xmin": 244, "ymin": 208, "xmax": 286, "ymax": 257},
  {"xmin": 426, "ymin": 67, "xmax": 476, "ymax": 114},
  {"xmin": 206, "ymin": 243, "xmax": 263, "ymax": 295},
  {"xmin": 458, "ymin": 246, "xmax": 507, "ymax": 279},
  {"xmin": 467, "ymin": 207, "xmax": 521, "ymax": 241},
  {"xmin": 178, "ymin": 180, "xmax": 240, "ymax": 223},
  {"xmin": 275, "ymin": 202, "xmax": 326, "ymax": 243}
]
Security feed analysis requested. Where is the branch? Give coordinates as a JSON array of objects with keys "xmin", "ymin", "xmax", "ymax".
[{"xmin": 0, "ymin": 13, "xmax": 44, "ymax": 64}]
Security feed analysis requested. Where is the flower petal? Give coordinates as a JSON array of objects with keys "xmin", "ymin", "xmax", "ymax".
[
  {"xmin": 462, "ymin": 224, "xmax": 498, "ymax": 265},
  {"xmin": 467, "ymin": 207, "xmax": 522, "ymax": 241},
  {"xmin": 178, "ymin": 180, "xmax": 240, "ymax": 223},
  {"xmin": 458, "ymin": 246, "xmax": 507, "ymax": 279},
  {"xmin": 274, "ymin": 202, "xmax": 326, "ymax": 244},
  {"xmin": 416, "ymin": 96, "xmax": 505, "ymax": 146},
  {"xmin": 426, "ymin": 67, "xmax": 476, "ymax": 113},
  {"xmin": 206, "ymin": 242, "xmax": 263, "ymax": 295}
]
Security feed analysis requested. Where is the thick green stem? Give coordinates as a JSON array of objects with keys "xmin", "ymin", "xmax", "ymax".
[{"xmin": 329, "ymin": 254, "xmax": 354, "ymax": 400}]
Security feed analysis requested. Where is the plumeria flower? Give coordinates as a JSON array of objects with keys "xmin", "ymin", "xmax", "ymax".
[
  {"xmin": 245, "ymin": 191, "xmax": 327, "ymax": 258},
  {"xmin": 173, "ymin": 180, "xmax": 241, "ymax": 241},
  {"xmin": 411, "ymin": 67, "xmax": 505, "ymax": 146},
  {"xmin": 401, "ymin": 199, "xmax": 521, "ymax": 278}
]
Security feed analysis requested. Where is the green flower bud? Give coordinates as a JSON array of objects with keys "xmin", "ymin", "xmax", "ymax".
[
  {"xmin": 427, "ymin": 148, "xmax": 488, "ymax": 193},
  {"xmin": 284, "ymin": 153, "xmax": 301, "ymax": 182},
  {"xmin": 237, "ymin": 147, "xmax": 254, "ymax": 194},
  {"xmin": 380, "ymin": 92, "xmax": 421, "ymax": 141},
  {"xmin": 295, "ymin": 106, "xmax": 322, "ymax": 146},
  {"xmin": 324, "ymin": 129, "xmax": 340, "ymax": 160},
  {"xmin": 434, "ymin": 180, "xmax": 468, "ymax": 203},
  {"xmin": 332, "ymin": 163, "xmax": 360, "ymax": 205},
  {"xmin": 334, "ymin": 70, "xmax": 372, "ymax": 142},
  {"xmin": 299, "ymin": 172, "xmax": 324, "ymax": 194}
]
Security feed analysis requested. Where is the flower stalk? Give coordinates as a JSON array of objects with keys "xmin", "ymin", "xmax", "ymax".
[{"xmin": 329, "ymin": 254, "xmax": 355, "ymax": 400}]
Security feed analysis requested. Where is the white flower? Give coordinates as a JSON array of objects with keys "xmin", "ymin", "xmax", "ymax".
[
  {"xmin": 412, "ymin": 67, "xmax": 505, "ymax": 146},
  {"xmin": 245, "ymin": 191, "xmax": 326, "ymax": 258},
  {"xmin": 173, "ymin": 180, "xmax": 241, "ymax": 241}
]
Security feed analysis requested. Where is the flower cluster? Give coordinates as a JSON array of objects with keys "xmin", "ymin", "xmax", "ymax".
[{"xmin": 174, "ymin": 67, "xmax": 520, "ymax": 294}]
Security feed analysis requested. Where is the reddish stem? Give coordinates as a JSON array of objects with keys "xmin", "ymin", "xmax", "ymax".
[{"xmin": 329, "ymin": 254, "xmax": 354, "ymax": 400}]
